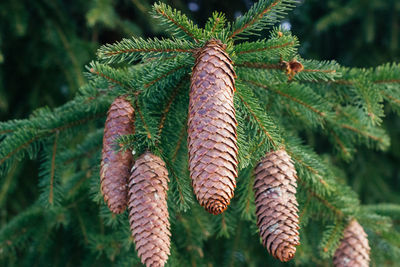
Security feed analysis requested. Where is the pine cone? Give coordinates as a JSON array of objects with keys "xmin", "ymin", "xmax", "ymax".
[
  {"xmin": 253, "ymin": 149, "xmax": 300, "ymax": 262},
  {"xmin": 100, "ymin": 96, "xmax": 135, "ymax": 214},
  {"xmin": 188, "ymin": 39, "xmax": 238, "ymax": 215},
  {"xmin": 128, "ymin": 152, "xmax": 170, "ymax": 267},
  {"xmin": 333, "ymin": 220, "xmax": 370, "ymax": 267}
]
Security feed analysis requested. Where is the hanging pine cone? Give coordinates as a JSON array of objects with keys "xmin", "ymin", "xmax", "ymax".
[
  {"xmin": 128, "ymin": 152, "xmax": 170, "ymax": 267},
  {"xmin": 100, "ymin": 96, "xmax": 135, "ymax": 214},
  {"xmin": 188, "ymin": 39, "xmax": 238, "ymax": 215},
  {"xmin": 253, "ymin": 149, "xmax": 300, "ymax": 262},
  {"xmin": 333, "ymin": 220, "xmax": 370, "ymax": 267}
]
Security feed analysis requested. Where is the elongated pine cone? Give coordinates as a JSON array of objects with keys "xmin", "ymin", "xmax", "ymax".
[
  {"xmin": 188, "ymin": 39, "xmax": 238, "ymax": 215},
  {"xmin": 253, "ymin": 149, "xmax": 300, "ymax": 262},
  {"xmin": 128, "ymin": 152, "xmax": 170, "ymax": 267},
  {"xmin": 333, "ymin": 220, "xmax": 370, "ymax": 267},
  {"xmin": 100, "ymin": 96, "xmax": 135, "ymax": 214}
]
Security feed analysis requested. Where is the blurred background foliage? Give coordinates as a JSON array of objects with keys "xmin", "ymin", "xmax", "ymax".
[{"xmin": 0, "ymin": 0, "xmax": 399, "ymax": 265}]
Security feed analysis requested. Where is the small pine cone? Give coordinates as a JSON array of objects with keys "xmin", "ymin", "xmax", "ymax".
[
  {"xmin": 253, "ymin": 149, "xmax": 300, "ymax": 262},
  {"xmin": 100, "ymin": 96, "xmax": 135, "ymax": 214},
  {"xmin": 333, "ymin": 220, "xmax": 370, "ymax": 267},
  {"xmin": 188, "ymin": 39, "xmax": 238, "ymax": 215},
  {"xmin": 128, "ymin": 152, "xmax": 170, "ymax": 267}
]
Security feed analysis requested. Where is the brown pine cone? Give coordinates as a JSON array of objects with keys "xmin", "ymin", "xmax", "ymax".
[
  {"xmin": 333, "ymin": 220, "xmax": 370, "ymax": 267},
  {"xmin": 188, "ymin": 39, "xmax": 238, "ymax": 215},
  {"xmin": 128, "ymin": 152, "xmax": 170, "ymax": 267},
  {"xmin": 100, "ymin": 96, "xmax": 135, "ymax": 214},
  {"xmin": 253, "ymin": 149, "xmax": 300, "ymax": 262}
]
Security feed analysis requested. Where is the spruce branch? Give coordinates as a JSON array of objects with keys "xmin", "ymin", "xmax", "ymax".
[
  {"xmin": 240, "ymin": 78, "xmax": 331, "ymax": 126},
  {"xmin": 298, "ymin": 178, "xmax": 345, "ymax": 219},
  {"xmin": 97, "ymin": 37, "xmax": 195, "ymax": 64},
  {"xmin": 87, "ymin": 62, "xmax": 137, "ymax": 93},
  {"xmin": 240, "ymin": 78, "xmax": 389, "ymax": 156},
  {"xmin": 152, "ymin": 2, "xmax": 203, "ymax": 43},
  {"xmin": 230, "ymin": 0, "xmax": 298, "ymax": 39},
  {"xmin": 134, "ymin": 99, "xmax": 153, "ymax": 141},
  {"xmin": 139, "ymin": 55, "xmax": 192, "ymax": 102},
  {"xmin": 236, "ymin": 167, "xmax": 256, "ymax": 220},
  {"xmin": 319, "ymin": 220, "xmax": 346, "ymax": 258},
  {"xmin": 48, "ymin": 132, "xmax": 58, "ymax": 206},
  {"xmin": 235, "ymin": 82, "xmax": 282, "ymax": 169},
  {"xmin": 157, "ymin": 79, "xmax": 187, "ymax": 139},
  {"xmin": 0, "ymin": 206, "xmax": 45, "ymax": 255},
  {"xmin": 285, "ymin": 139, "xmax": 335, "ymax": 197},
  {"xmin": 204, "ymin": 12, "xmax": 227, "ymax": 37},
  {"xmin": 234, "ymin": 28, "xmax": 299, "ymax": 61},
  {"xmin": 236, "ymin": 59, "xmax": 340, "ymax": 82},
  {"xmin": 171, "ymin": 125, "xmax": 187, "ymax": 163},
  {"xmin": 237, "ymin": 94, "xmax": 277, "ymax": 145},
  {"xmin": 158, "ymin": 79, "xmax": 193, "ymax": 211},
  {"xmin": 235, "ymin": 40, "xmax": 296, "ymax": 54},
  {"xmin": 0, "ymin": 97, "xmax": 109, "ymax": 176}
]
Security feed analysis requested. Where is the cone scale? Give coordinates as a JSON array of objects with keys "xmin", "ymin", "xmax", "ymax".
[
  {"xmin": 333, "ymin": 220, "xmax": 370, "ymax": 267},
  {"xmin": 100, "ymin": 96, "xmax": 135, "ymax": 214},
  {"xmin": 188, "ymin": 39, "xmax": 238, "ymax": 215},
  {"xmin": 253, "ymin": 149, "xmax": 300, "ymax": 262},
  {"xmin": 128, "ymin": 152, "xmax": 171, "ymax": 267}
]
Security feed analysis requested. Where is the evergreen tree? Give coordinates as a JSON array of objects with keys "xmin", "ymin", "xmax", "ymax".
[{"xmin": 0, "ymin": 1, "xmax": 400, "ymax": 266}]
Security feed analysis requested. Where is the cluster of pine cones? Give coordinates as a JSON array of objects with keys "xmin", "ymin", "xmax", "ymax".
[{"xmin": 99, "ymin": 40, "xmax": 370, "ymax": 267}]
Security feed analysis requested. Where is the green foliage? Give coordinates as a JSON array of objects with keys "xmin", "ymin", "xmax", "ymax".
[
  {"xmin": 1, "ymin": 1, "xmax": 400, "ymax": 266},
  {"xmin": 97, "ymin": 37, "xmax": 196, "ymax": 64},
  {"xmin": 152, "ymin": 2, "xmax": 204, "ymax": 43},
  {"xmin": 230, "ymin": 0, "xmax": 298, "ymax": 39}
]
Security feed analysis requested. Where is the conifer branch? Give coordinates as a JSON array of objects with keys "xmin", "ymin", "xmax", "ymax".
[
  {"xmin": 303, "ymin": 69, "xmax": 337, "ymax": 73},
  {"xmin": 74, "ymin": 206, "xmax": 89, "ymax": 244},
  {"xmin": 320, "ymin": 221, "xmax": 345, "ymax": 257},
  {"xmin": 287, "ymin": 150, "xmax": 331, "ymax": 191},
  {"xmin": 375, "ymin": 79, "xmax": 400, "ymax": 84},
  {"xmin": 0, "ymin": 161, "xmax": 18, "ymax": 206},
  {"xmin": 237, "ymin": 41, "xmax": 295, "ymax": 54},
  {"xmin": 381, "ymin": 92, "xmax": 400, "ymax": 104},
  {"xmin": 89, "ymin": 67, "xmax": 127, "ymax": 89},
  {"xmin": 144, "ymin": 65, "xmax": 186, "ymax": 89},
  {"xmin": 156, "ymin": 11, "xmax": 198, "ymax": 42},
  {"xmin": 97, "ymin": 37, "xmax": 195, "ymax": 64},
  {"xmin": 204, "ymin": 12, "xmax": 227, "ymax": 37},
  {"xmin": 230, "ymin": 0, "xmax": 297, "ymax": 39},
  {"xmin": 237, "ymin": 59, "xmax": 339, "ymax": 82},
  {"xmin": 241, "ymin": 78, "xmax": 326, "ymax": 117},
  {"xmin": 135, "ymin": 100, "xmax": 152, "ymax": 140},
  {"xmin": 157, "ymin": 80, "xmax": 185, "ymax": 138},
  {"xmin": 241, "ymin": 78, "xmax": 388, "ymax": 150},
  {"xmin": 152, "ymin": 2, "xmax": 202, "ymax": 43},
  {"xmin": 48, "ymin": 131, "xmax": 59, "ymax": 205},
  {"xmin": 0, "ymin": 135, "xmax": 39, "ymax": 166},
  {"xmin": 340, "ymin": 124, "xmax": 384, "ymax": 143},
  {"xmin": 0, "ymin": 130, "xmax": 13, "ymax": 135},
  {"xmin": 0, "ymin": 112, "xmax": 105, "ymax": 169},
  {"xmin": 236, "ymin": 93, "xmax": 276, "ymax": 147},
  {"xmin": 235, "ymin": 62, "xmax": 283, "ymax": 70},
  {"xmin": 171, "ymin": 125, "xmax": 186, "ymax": 162},
  {"xmin": 230, "ymin": 0, "xmax": 281, "ymax": 38},
  {"xmin": 66, "ymin": 170, "xmax": 92, "ymax": 197},
  {"xmin": 210, "ymin": 18, "xmax": 220, "ymax": 34},
  {"xmin": 288, "ymin": 152, "xmax": 318, "ymax": 175},
  {"xmin": 298, "ymin": 178, "xmax": 344, "ymax": 218},
  {"xmin": 323, "ymin": 223, "xmax": 341, "ymax": 253},
  {"xmin": 329, "ymin": 127, "xmax": 350, "ymax": 157},
  {"xmin": 245, "ymin": 139, "xmax": 266, "ymax": 160},
  {"xmin": 299, "ymin": 194, "xmax": 312, "ymax": 220}
]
